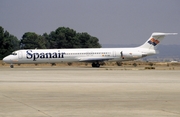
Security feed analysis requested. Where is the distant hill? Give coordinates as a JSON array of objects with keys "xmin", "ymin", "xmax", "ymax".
[{"xmin": 102, "ymin": 44, "xmax": 180, "ymax": 62}]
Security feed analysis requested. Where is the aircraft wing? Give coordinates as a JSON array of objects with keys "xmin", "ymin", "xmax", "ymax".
[{"xmin": 77, "ymin": 57, "xmax": 115, "ymax": 62}]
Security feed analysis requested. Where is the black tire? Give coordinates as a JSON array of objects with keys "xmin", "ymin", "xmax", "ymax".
[
  {"xmin": 96, "ymin": 64, "xmax": 100, "ymax": 67},
  {"xmin": 92, "ymin": 63, "xmax": 95, "ymax": 67},
  {"xmin": 92, "ymin": 63, "xmax": 100, "ymax": 68},
  {"xmin": 10, "ymin": 65, "xmax": 14, "ymax": 68}
]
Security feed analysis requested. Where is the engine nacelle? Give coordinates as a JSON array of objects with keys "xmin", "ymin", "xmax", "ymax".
[{"xmin": 121, "ymin": 51, "xmax": 143, "ymax": 59}]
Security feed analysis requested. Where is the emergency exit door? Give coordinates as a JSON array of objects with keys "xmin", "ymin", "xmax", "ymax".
[{"xmin": 18, "ymin": 51, "xmax": 23, "ymax": 59}]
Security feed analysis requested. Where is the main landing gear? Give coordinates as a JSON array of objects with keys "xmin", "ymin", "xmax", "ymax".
[{"xmin": 92, "ymin": 62, "xmax": 100, "ymax": 68}]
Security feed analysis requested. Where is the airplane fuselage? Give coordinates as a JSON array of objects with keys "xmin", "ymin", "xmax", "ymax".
[{"xmin": 3, "ymin": 47, "xmax": 154, "ymax": 64}]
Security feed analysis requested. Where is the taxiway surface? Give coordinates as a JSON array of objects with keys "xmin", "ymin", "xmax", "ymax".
[{"xmin": 0, "ymin": 67, "xmax": 180, "ymax": 117}]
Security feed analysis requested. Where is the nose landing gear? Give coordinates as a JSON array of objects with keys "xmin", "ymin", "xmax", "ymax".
[{"xmin": 10, "ymin": 64, "xmax": 14, "ymax": 68}]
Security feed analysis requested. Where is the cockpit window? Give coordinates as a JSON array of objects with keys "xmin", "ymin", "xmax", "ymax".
[{"xmin": 11, "ymin": 52, "xmax": 17, "ymax": 55}]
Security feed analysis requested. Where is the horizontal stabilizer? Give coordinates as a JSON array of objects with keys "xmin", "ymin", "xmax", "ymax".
[{"xmin": 152, "ymin": 32, "xmax": 178, "ymax": 36}]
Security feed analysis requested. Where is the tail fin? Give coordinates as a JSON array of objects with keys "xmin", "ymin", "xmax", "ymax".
[{"xmin": 139, "ymin": 32, "xmax": 177, "ymax": 50}]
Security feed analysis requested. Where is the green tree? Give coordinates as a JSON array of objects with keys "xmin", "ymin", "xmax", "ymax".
[
  {"xmin": 20, "ymin": 32, "xmax": 46, "ymax": 49},
  {"xmin": 46, "ymin": 27, "xmax": 101, "ymax": 49},
  {"xmin": 76, "ymin": 32, "xmax": 90, "ymax": 48},
  {"xmin": 88, "ymin": 36, "xmax": 101, "ymax": 48},
  {"xmin": 42, "ymin": 33, "xmax": 50, "ymax": 49},
  {"xmin": 76, "ymin": 32, "xmax": 101, "ymax": 48},
  {"xmin": 0, "ymin": 26, "xmax": 20, "ymax": 59},
  {"xmin": 47, "ymin": 27, "xmax": 78, "ymax": 48}
]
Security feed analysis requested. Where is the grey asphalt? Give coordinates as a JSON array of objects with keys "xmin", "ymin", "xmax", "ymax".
[{"xmin": 0, "ymin": 67, "xmax": 180, "ymax": 117}]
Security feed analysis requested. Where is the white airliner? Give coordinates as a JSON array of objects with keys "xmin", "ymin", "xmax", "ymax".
[{"xmin": 3, "ymin": 32, "xmax": 177, "ymax": 68}]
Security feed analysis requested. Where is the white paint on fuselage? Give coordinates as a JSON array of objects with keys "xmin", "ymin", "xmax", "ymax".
[{"xmin": 2, "ymin": 47, "xmax": 155, "ymax": 64}]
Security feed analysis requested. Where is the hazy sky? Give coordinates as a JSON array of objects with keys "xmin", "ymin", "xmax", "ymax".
[{"xmin": 0, "ymin": 0, "xmax": 179, "ymax": 46}]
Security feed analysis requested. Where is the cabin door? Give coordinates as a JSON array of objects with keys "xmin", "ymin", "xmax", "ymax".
[
  {"xmin": 18, "ymin": 51, "xmax": 23, "ymax": 59},
  {"xmin": 113, "ymin": 51, "xmax": 116, "ymax": 57}
]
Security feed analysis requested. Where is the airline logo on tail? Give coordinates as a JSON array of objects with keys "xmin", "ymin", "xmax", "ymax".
[{"xmin": 148, "ymin": 38, "xmax": 159, "ymax": 46}]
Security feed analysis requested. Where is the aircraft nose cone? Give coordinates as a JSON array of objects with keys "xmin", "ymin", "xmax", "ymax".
[
  {"xmin": 3, "ymin": 57, "xmax": 7, "ymax": 62},
  {"xmin": 3, "ymin": 56, "xmax": 10, "ymax": 63}
]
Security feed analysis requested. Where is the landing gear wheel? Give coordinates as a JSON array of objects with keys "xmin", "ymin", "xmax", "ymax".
[
  {"xmin": 96, "ymin": 64, "xmax": 100, "ymax": 67},
  {"xmin": 10, "ymin": 64, "xmax": 14, "ymax": 68},
  {"xmin": 92, "ymin": 62, "xmax": 100, "ymax": 68},
  {"xmin": 92, "ymin": 63, "xmax": 95, "ymax": 67}
]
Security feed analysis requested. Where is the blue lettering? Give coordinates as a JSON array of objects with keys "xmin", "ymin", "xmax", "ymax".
[
  {"xmin": 58, "ymin": 53, "xmax": 61, "ymax": 58},
  {"xmin": 61, "ymin": 52, "xmax": 65, "ymax": 58},
  {"xmin": 45, "ymin": 53, "xmax": 52, "ymax": 58},
  {"xmin": 33, "ymin": 53, "xmax": 39, "ymax": 61},
  {"xmin": 26, "ymin": 50, "xmax": 65, "ymax": 61},
  {"xmin": 39, "ymin": 53, "xmax": 45, "ymax": 58},
  {"xmin": 52, "ymin": 52, "xmax": 57, "ymax": 58},
  {"xmin": 26, "ymin": 50, "xmax": 33, "ymax": 59}
]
